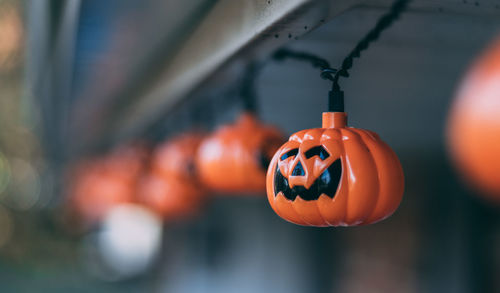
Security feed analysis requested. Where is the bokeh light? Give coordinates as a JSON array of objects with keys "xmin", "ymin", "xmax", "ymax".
[
  {"xmin": 0, "ymin": 1, "xmax": 22, "ymax": 70},
  {"xmin": 96, "ymin": 204, "xmax": 162, "ymax": 279}
]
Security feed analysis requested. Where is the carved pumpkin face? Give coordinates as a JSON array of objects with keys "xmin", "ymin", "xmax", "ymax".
[
  {"xmin": 196, "ymin": 113, "xmax": 284, "ymax": 194},
  {"xmin": 447, "ymin": 37, "xmax": 500, "ymax": 202},
  {"xmin": 139, "ymin": 133, "xmax": 205, "ymax": 219},
  {"xmin": 266, "ymin": 112, "xmax": 404, "ymax": 227}
]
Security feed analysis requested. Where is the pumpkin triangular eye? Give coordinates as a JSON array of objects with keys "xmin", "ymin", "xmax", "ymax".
[
  {"xmin": 280, "ymin": 148, "xmax": 298, "ymax": 161},
  {"xmin": 305, "ymin": 146, "xmax": 330, "ymax": 160}
]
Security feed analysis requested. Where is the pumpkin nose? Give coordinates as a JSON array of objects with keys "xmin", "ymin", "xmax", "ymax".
[{"xmin": 291, "ymin": 161, "xmax": 305, "ymax": 176}]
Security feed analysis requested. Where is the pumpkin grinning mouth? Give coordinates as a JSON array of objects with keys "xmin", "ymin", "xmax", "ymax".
[{"xmin": 273, "ymin": 159, "xmax": 342, "ymax": 201}]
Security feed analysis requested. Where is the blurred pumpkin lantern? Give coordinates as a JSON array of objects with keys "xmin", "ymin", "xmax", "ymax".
[
  {"xmin": 447, "ymin": 37, "xmax": 500, "ymax": 203},
  {"xmin": 196, "ymin": 113, "xmax": 284, "ymax": 194},
  {"xmin": 138, "ymin": 133, "xmax": 205, "ymax": 219},
  {"xmin": 266, "ymin": 112, "xmax": 404, "ymax": 226},
  {"xmin": 69, "ymin": 144, "xmax": 148, "ymax": 225}
]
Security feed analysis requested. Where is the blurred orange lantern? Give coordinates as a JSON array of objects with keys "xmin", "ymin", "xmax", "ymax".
[
  {"xmin": 447, "ymin": 37, "xmax": 500, "ymax": 203},
  {"xmin": 68, "ymin": 144, "xmax": 148, "ymax": 225},
  {"xmin": 266, "ymin": 112, "xmax": 404, "ymax": 226},
  {"xmin": 196, "ymin": 113, "xmax": 284, "ymax": 194},
  {"xmin": 138, "ymin": 133, "xmax": 205, "ymax": 219}
]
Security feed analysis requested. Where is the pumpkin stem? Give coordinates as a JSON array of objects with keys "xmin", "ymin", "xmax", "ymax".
[
  {"xmin": 328, "ymin": 89, "xmax": 344, "ymax": 112},
  {"xmin": 322, "ymin": 112, "xmax": 347, "ymax": 128}
]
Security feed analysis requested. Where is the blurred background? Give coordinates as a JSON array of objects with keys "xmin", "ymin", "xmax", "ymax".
[{"xmin": 1, "ymin": 0, "xmax": 499, "ymax": 292}]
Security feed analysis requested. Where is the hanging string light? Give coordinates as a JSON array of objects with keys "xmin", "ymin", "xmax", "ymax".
[
  {"xmin": 196, "ymin": 62, "xmax": 285, "ymax": 195},
  {"xmin": 266, "ymin": 0, "xmax": 410, "ymax": 227},
  {"xmin": 447, "ymin": 36, "xmax": 500, "ymax": 204}
]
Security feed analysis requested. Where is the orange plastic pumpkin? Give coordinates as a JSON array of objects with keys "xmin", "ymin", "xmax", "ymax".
[
  {"xmin": 266, "ymin": 112, "xmax": 404, "ymax": 226},
  {"xmin": 138, "ymin": 133, "xmax": 205, "ymax": 219},
  {"xmin": 69, "ymin": 144, "xmax": 147, "ymax": 224},
  {"xmin": 447, "ymin": 37, "xmax": 500, "ymax": 202},
  {"xmin": 196, "ymin": 113, "xmax": 284, "ymax": 194}
]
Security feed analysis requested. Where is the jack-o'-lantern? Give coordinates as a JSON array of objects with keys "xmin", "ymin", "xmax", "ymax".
[
  {"xmin": 196, "ymin": 113, "xmax": 284, "ymax": 194},
  {"xmin": 138, "ymin": 133, "xmax": 205, "ymax": 219},
  {"xmin": 447, "ymin": 37, "xmax": 500, "ymax": 203},
  {"xmin": 266, "ymin": 112, "xmax": 404, "ymax": 226},
  {"xmin": 68, "ymin": 144, "xmax": 147, "ymax": 225}
]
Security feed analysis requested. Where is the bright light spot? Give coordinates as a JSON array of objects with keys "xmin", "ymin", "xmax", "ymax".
[{"xmin": 97, "ymin": 204, "xmax": 163, "ymax": 279}]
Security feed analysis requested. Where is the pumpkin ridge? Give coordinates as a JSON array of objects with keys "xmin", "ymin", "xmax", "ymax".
[
  {"xmin": 339, "ymin": 128, "xmax": 352, "ymax": 224},
  {"xmin": 316, "ymin": 194, "xmax": 333, "ymax": 226},
  {"xmin": 353, "ymin": 128, "xmax": 383, "ymax": 222},
  {"xmin": 359, "ymin": 128, "xmax": 376, "ymax": 140},
  {"xmin": 341, "ymin": 128, "xmax": 379, "ymax": 224},
  {"xmin": 300, "ymin": 195, "xmax": 328, "ymax": 226},
  {"xmin": 289, "ymin": 129, "xmax": 309, "ymax": 143},
  {"xmin": 272, "ymin": 192, "xmax": 288, "ymax": 219},
  {"xmin": 337, "ymin": 131, "xmax": 349, "ymax": 225},
  {"xmin": 290, "ymin": 198, "xmax": 314, "ymax": 226},
  {"xmin": 294, "ymin": 195, "xmax": 329, "ymax": 226},
  {"xmin": 358, "ymin": 129, "xmax": 404, "ymax": 224},
  {"xmin": 275, "ymin": 193, "xmax": 308, "ymax": 226},
  {"xmin": 383, "ymin": 142, "xmax": 404, "ymax": 218}
]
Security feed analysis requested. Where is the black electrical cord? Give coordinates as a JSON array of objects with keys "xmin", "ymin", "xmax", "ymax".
[
  {"xmin": 331, "ymin": 0, "xmax": 410, "ymax": 90},
  {"xmin": 273, "ymin": 49, "xmax": 337, "ymax": 80},
  {"xmin": 272, "ymin": 49, "xmax": 343, "ymax": 110},
  {"xmin": 273, "ymin": 0, "xmax": 411, "ymax": 112}
]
